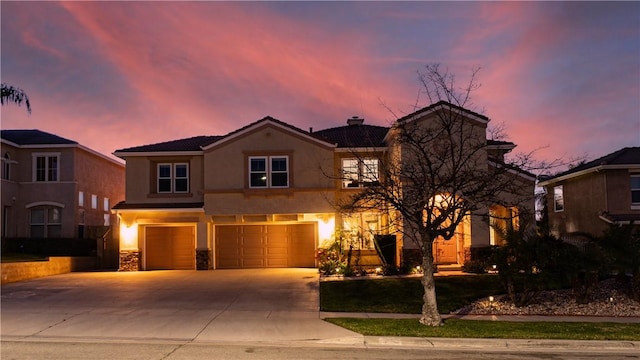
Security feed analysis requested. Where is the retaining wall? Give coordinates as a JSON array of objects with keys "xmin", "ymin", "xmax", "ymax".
[{"xmin": 1, "ymin": 257, "xmax": 97, "ymax": 284}]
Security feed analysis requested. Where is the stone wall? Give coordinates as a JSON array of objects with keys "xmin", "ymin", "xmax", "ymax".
[
  {"xmin": 196, "ymin": 249, "xmax": 212, "ymax": 270},
  {"xmin": 1, "ymin": 257, "xmax": 96, "ymax": 284},
  {"xmin": 119, "ymin": 250, "xmax": 140, "ymax": 271}
]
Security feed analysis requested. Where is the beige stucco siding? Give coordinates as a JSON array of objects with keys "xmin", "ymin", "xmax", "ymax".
[
  {"xmin": 607, "ymin": 169, "xmax": 639, "ymax": 214},
  {"xmin": 203, "ymin": 124, "xmax": 335, "ymax": 191},
  {"xmin": 547, "ymin": 172, "xmax": 608, "ymax": 236}
]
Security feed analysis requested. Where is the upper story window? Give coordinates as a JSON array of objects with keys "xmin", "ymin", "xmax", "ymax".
[
  {"xmin": 2, "ymin": 152, "xmax": 11, "ymax": 180},
  {"xmin": 33, "ymin": 153, "xmax": 59, "ymax": 182},
  {"xmin": 553, "ymin": 185, "xmax": 564, "ymax": 212},
  {"xmin": 157, "ymin": 163, "xmax": 189, "ymax": 193},
  {"xmin": 342, "ymin": 158, "xmax": 379, "ymax": 188},
  {"xmin": 631, "ymin": 175, "xmax": 640, "ymax": 206},
  {"xmin": 249, "ymin": 156, "xmax": 289, "ymax": 188}
]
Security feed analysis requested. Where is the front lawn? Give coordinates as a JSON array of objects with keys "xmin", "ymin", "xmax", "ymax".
[
  {"xmin": 325, "ymin": 318, "xmax": 640, "ymax": 341},
  {"xmin": 320, "ymin": 275, "xmax": 503, "ymax": 314}
]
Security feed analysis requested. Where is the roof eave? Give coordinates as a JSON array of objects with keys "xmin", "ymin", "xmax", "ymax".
[{"xmin": 538, "ymin": 164, "xmax": 640, "ymax": 187}]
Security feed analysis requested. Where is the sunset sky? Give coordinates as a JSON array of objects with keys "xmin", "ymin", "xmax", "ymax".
[{"xmin": 2, "ymin": 1, "xmax": 638, "ymax": 172}]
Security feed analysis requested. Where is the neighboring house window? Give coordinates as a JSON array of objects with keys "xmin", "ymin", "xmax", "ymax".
[
  {"xmin": 78, "ymin": 191, "xmax": 84, "ymax": 207},
  {"xmin": 157, "ymin": 163, "xmax": 189, "ymax": 193},
  {"xmin": 30, "ymin": 206, "xmax": 62, "ymax": 238},
  {"xmin": 103, "ymin": 198, "xmax": 110, "ymax": 212},
  {"xmin": 2, "ymin": 152, "xmax": 10, "ymax": 180},
  {"xmin": 91, "ymin": 194, "xmax": 98, "ymax": 209},
  {"xmin": 342, "ymin": 158, "xmax": 379, "ymax": 188},
  {"xmin": 103, "ymin": 214, "xmax": 110, "ymax": 226},
  {"xmin": 33, "ymin": 153, "xmax": 59, "ymax": 182},
  {"xmin": 631, "ymin": 175, "xmax": 640, "ymax": 205},
  {"xmin": 249, "ymin": 156, "xmax": 289, "ymax": 188},
  {"xmin": 553, "ymin": 185, "xmax": 564, "ymax": 212}
]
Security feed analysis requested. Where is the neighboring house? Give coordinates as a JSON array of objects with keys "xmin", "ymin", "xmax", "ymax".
[
  {"xmin": 538, "ymin": 147, "xmax": 640, "ymax": 238},
  {"xmin": 1, "ymin": 130, "xmax": 125, "ymax": 241},
  {"xmin": 113, "ymin": 101, "xmax": 535, "ymax": 271}
]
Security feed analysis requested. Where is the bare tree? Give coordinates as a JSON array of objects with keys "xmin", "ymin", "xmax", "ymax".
[
  {"xmin": 1, "ymin": 83, "xmax": 31, "ymax": 114},
  {"xmin": 338, "ymin": 64, "xmax": 537, "ymax": 326}
]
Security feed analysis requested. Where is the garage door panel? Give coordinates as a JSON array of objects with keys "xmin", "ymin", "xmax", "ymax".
[
  {"xmin": 146, "ymin": 226, "xmax": 195, "ymax": 270},
  {"xmin": 215, "ymin": 224, "xmax": 316, "ymax": 269}
]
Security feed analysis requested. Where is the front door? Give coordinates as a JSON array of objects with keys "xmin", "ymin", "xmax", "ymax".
[{"xmin": 433, "ymin": 237, "xmax": 457, "ymax": 264}]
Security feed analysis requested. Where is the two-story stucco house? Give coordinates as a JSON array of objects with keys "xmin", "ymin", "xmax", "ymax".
[
  {"xmin": 538, "ymin": 147, "xmax": 640, "ymax": 238},
  {"xmin": 113, "ymin": 101, "xmax": 535, "ymax": 271},
  {"xmin": 1, "ymin": 130, "xmax": 125, "ymax": 240}
]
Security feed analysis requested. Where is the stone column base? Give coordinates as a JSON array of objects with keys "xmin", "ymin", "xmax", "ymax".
[
  {"xmin": 196, "ymin": 249, "xmax": 212, "ymax": 270},
  {"xmin": 119, "ymin": 250, "xmax": 141, "ymax": 271}
]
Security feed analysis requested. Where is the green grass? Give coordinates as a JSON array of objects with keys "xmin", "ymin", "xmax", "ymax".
[
  {"xmin": 320, "ymin": 275, "xmax": 503, "ymax": 314},
  {"xmin": 325, "ymin": 318, "xmax": 640, "ymax": 341}
]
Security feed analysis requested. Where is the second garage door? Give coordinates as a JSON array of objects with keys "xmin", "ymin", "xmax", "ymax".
[
  {"xmin": 146, "ymin": 226, "xmax": 195, "ymax": 270},
  {"xmin": 215, "ymin": 224, "xmax": 315, "ymax": 269}
]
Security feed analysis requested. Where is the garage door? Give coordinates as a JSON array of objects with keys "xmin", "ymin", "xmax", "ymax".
[
  {"xmin": 146, "ymin": 226, "xmax": 195, "ymax": 270},
  {"xmin": 215, "ymin": 224, "xmax": 315, "ymax": 269}
]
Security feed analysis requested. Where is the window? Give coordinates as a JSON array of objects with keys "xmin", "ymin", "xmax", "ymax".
[
  {"xmin": 157, "ymin": 163, "xmax": 189, "ymax": 193},
  {"xmin": 342, "ymin": 158, "xmax": 379, "ymax": 188},
  {"xmin": 249, "ymin": 156, "xmax": 289, "ymax": 188},
  {"xmin": 33, "ymin": 153, "xmax": 59, "ymax": 182},
  {"xmin": 553, "ymin": 185, "xmax": 564, "ymax": 212},
  {"xmin": 30, "ymin": 206, "xmax": 62, "ymax": 238},
  {"xmin": 103, "ymin": 198, "xmax": 110, "ymax": 211},
  {"xmin": 103, "ymin": 214, "xmax": 111, "ymax": 226},
  {"xmin": 2, "ymin": 152, "xmax": 10, "ymax": 180},
  {"xmin": 91, "ymin": 194, "xmax": 98, "ymax": 209},
  {"xmin": 631, "ymin": 175, "xmax": 640, "ymax": 205},
  {"xmin": 78, "ymin": 191, "xmax": 84, "ymax": 207}
]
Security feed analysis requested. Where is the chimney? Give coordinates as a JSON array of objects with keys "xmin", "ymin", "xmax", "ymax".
[
  {"xmin": 347, "ymin": 116, "xmax": 364, "ymax": 126},
  {"xmin": 309, "ymin": 127, "xmax": 313, "ymax": 133}
]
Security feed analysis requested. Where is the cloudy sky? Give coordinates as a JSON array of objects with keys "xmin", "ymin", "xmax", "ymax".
[{"xmin": 2, "ymin": 1, "xmax": 638, "ymax": 170}]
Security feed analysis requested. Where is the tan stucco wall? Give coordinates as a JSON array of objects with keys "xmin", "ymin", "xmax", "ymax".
[
  {"xmin": 203, "ymin": 124, "xmax": 335, "ymax": 191},
  {"xmin": 547, "ymin": 170, "xmax": 640, "ymax": 237},
  {"xmin": 123, "ymin": 155, "xmax": 204, "ymax": 204},
  {"xmin": 1, "ymin": 142, "xmax": 124, "ymax": 238}
]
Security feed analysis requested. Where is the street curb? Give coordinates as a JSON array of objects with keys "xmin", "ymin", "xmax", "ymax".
[{"xmin": 363, "ymin": 336, "xmax": 640, "ymax": 352}]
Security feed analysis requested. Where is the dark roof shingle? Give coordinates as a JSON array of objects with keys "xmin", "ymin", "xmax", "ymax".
[
  {"xmin": 1, "ymin": 129, "xmax": 77, "ymax": 146},
  {"xmin": 546, "ymin": 147, "xmax": 640, "ymax": 181},
  {"xmin": 312, "ymin": 124, "xmax": 390, "ymax": 148},
  {"xmin": 115, "ymin": 135, "xmax": 222, "ymax": 153}
]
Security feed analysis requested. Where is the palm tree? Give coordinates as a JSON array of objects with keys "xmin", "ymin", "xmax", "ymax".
[{"xmin": 1, "ymin": 83, "xmax": 31, "ymax": 114}]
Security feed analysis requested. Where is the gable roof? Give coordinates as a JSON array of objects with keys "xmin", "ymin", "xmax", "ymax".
[
  {"xmin": 397, "ymin": 100, "xmax": 489, "ymax": 124},
  {"xmin": 201, "ymin": 116, "xmax": 335, "ymax": 151},
  {"xmin": 1, "ymin": 129, "xmax": 77, "ymax": 146},
  {"xmin": 312, "ymin": 124, "xmax": 390, "ymax": 148},
  {"xmin": 538, "ymin": 147, "xmax": 640, "ymax": 186}
]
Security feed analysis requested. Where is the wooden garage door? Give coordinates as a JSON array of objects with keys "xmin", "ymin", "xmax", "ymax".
[
  {"xmin": 215, "ymin": 224, "xmax": 315, "ymax": 269},
  {"xmin": 146, "ymin": 226, "xmax": 195, "ymax": 270}
]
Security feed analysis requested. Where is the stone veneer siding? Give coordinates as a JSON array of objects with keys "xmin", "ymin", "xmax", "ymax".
[
  {"xmin": 119, "ymin": 250, "xmax": 140, "ymax": 271},
  {"xmin": 196, "ymin": 249, "xmax": 212, "ymax": 270}
]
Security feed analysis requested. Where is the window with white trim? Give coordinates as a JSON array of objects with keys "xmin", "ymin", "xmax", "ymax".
[
  {"xmin": 33, "ymin": 153, "xmax": 59, "ymax": 182},
  {"xmin": 249, "ymin": 156, "xmax": 289, "ymax": 188},
  {"xmin": 157, "ymin": 163, "xmax": 189, "ymax": 193},
  {"xmin": 342, "ymin": 158, "xmax": 379, "ymax": 188},
  {"xmin": 78, "ymin": 191, "xmax": 84, "ymax": 207},
  {"xmin": 91, "ymin": 194, "xmax": 98, "ymax": 209},
  {"xmin": 103, "ymin": 198, "xmax": 110, "ymax": 212},
  {"xmin": 30, "ymin": 206, "xmax": 62, "ymax": 238},
  {"xmin": 553, "ymin": 185, "xmax": 564, "ymax": 212},
  {"xmin": 631, "ymin": 175, "xmax": 640, "ymax": 206}
]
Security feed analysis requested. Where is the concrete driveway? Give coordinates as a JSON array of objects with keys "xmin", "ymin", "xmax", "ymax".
[{"xmin": 0, "ymin": 269, "xmax": 361, "ymax": 344}]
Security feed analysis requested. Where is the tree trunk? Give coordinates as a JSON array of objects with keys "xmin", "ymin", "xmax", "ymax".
[{"xmin": 419, "ymin": 243, "xmax": 442, "ymax": 326}]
